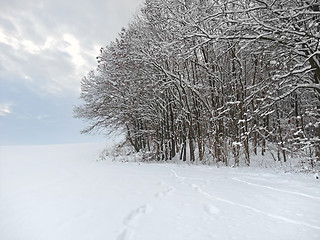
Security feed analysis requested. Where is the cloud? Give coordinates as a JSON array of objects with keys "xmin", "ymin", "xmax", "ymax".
[
  {"xmin": 0, "ymin": 0, "xmax": 143, "ymax": 97},
  {"xmin": 0, "ymin": 0, "xmax": 144, "ymax": 145},
  {"xmin": 0, "ymin": 103, "xmax": 12, "ymax": 117}
]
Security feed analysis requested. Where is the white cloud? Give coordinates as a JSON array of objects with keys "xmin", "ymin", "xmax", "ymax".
[
  {"xmin": 0, "ymin": 0, "xmax": 144, "ymax": 97},
  {"xmin": 0, "ymin": 103, "xmax": 12, "ymax": 117}
]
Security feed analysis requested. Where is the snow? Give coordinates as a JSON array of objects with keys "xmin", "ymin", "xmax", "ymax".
[{"xmin": 1, "ymin": 142, "xmax": 320, "ymax": 240}]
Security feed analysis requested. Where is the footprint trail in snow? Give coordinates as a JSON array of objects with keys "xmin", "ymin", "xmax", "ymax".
[
  {"xmin": 117, "ymin": 204, "xmax": 153, "ymax": 240},
  {"xmin": 155, "ymin": 181, "xmax": 175, "ymax": 198}
]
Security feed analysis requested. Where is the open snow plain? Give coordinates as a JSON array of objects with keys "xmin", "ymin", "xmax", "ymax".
[{"xmin": 0, "ymin": 142, "xmax": 319, "ymax": 240}]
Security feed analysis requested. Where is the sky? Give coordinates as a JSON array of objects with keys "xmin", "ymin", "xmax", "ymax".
[{"xmin": 0, "ymin": 0, "xmax": 143, "ymax": 145}]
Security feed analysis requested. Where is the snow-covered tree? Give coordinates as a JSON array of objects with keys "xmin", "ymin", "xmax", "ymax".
[{"xmin": 75, "ymin": 0, "xmax": 319, "ymax": 168}]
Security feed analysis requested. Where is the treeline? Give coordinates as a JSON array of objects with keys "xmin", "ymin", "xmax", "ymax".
[{"xmin": 75, "ymin": 0, "xmax": 320, "ymax": 167}]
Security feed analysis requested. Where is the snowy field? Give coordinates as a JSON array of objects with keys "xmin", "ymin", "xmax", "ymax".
[{"xmin": 0, "ymin": 142, "xmax": 320, "ymax": 240}]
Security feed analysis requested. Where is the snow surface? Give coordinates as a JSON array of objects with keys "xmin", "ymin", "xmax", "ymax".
[{"xmin": 0, "ymin": 142, "xmax": 320, "ymax": 240}]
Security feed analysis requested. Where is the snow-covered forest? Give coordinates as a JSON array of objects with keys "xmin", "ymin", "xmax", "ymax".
[{"xmin": 75, "ymin": 0, "xmax": 320, "ymax": 169}]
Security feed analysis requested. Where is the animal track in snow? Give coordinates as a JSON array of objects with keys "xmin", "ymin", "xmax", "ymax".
[
  {"xmin": 191, "ymin": 184, "xmax": 320, "ymax": 230},
  {"xmin": 232, "ymin": 177, "xmax": 320, "ymax": 200},
  {"xmin": 170, "ymin": 169, "xmax": 186, "ymax": 181},
  {"xmin": 155, "ymin": 182, "xmax": 175, "ymax": 198},
  {"xmin": 117, "ymin": 204, "xmax": 153, "ymax": 240}
]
